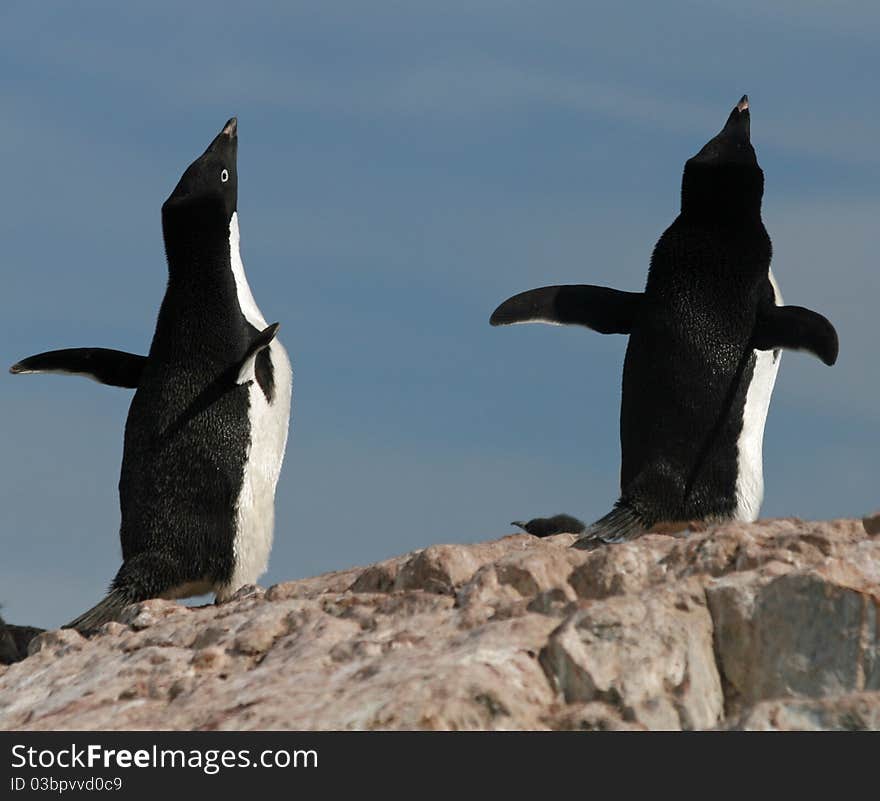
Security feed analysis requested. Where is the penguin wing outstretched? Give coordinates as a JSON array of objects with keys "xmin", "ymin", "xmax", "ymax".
[
  {"xmin": 751, "ymin": 303, "xmax": 839, "ymax": 366},
  {"xmin": 9, "ymin": 348, "xmax": 147, "ymax": 388},
  {"xmin": 490, "ymin": 285, "xmax": 642, "ymax": 334}
]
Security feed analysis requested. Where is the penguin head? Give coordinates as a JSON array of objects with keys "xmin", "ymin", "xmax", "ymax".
[
  {"xmin": 689, "ymin": 96, "xmax": 756, "ymax": 167},
  {"xmin": 162, "ymin": 117, "xmax": 238, "ymax": 224},
  {"xmin": 681, "ymin": 96, "xmax": 764, "ymax": 219}
]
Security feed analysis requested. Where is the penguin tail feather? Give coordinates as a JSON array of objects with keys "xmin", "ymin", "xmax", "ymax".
[
  {"xmin": 572, "ymin": 503, "xmax": 647, "ymax": 550},
  {"xmin": 64, "ymin": 589, "xmax": 134, "ymax": 633}
]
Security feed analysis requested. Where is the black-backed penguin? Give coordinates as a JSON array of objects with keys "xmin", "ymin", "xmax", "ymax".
[
  {"xmin": 10, "ymin": 118, "xmax": 293, "ymax": 628},
  {"xmin": 491, "ymin": 96, "xmax": 838, "ymax": 546}
]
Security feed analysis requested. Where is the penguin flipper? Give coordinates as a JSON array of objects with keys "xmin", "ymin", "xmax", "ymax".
[
  {"xmin": 9, "ymin": 348, "xmax": 147, "ymax": 388},
  {"xmin": 490, "ymin": 285, "xmax": 642, "ymax": 334},
  {"xmin": 236, "ymin": 322, "xmax": 280, "ymax": 385},
  {"xmin": 751, "ymin": 304, "xmax": 839, "ymax": 366},
  {"xmin": 571, "ymin": 504, "xmax": 647, "ymax": 550}
]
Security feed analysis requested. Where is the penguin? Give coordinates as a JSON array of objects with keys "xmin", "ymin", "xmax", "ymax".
[
  {"xmin": 10, "ymin": 118, "xmax": 293, "ymax": 629},
  {"xmin": 491, "ymin": 96, "xmax": 838, "ymax": 547}
]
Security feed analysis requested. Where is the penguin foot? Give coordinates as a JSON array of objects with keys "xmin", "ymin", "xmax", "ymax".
[
  {"xmin": 647, "ymin": 520, "xmax": 694, "ymax": 535},
  {"xmin": 648, "ymin": 519, "xmax": 713, "ymax": 536},
  {"xmin": 217, "ymin": 584, "xmax": 264, "ymax": 603},
  {"xmin": 511, "ymin": 514, "xmax": 586, "ymax": 537}
]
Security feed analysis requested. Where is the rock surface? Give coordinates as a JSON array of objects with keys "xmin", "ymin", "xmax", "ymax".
[{"xmin": 1, "ymin": 518, "xmax": 878, "ymax": 730}]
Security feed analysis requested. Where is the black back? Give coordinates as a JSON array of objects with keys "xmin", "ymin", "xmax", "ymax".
[
  {"xmin": 118, "ymin": 118, "xmax": 257, "ymax": 588},
  {"xmin": 619, "ymin": 97, "xmax": 774, "ymax": 523}
]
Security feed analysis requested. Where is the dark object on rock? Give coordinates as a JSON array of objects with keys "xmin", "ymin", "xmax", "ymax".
[
  {"xmin": 0, "ymin": 617, "xmax": 45, "ymax": 665},
  {"xmin": 512, "ymin": 514, "xmax": 586, "ymax": 537}
]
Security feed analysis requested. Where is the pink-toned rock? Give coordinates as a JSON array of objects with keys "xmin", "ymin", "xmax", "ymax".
[
  {"xmin": 728, "ymin": 691, "xmax": 880, "ymax": 731},
  {"xmin": 27, "ymin": 628, "xmax": 85, "ymax": 659},
  {"xmin": 456, "ymin": 540, "xmax": 586, "ymax": 624},
  {"xmin": 546, "ymin": 701, "xmax": 647, "ymax": 731},
  {"xmin": 393, "ymin": 536, "xmax": 536, "ymax": 595},
  {"xmin": 1, "ymin": 518, "xmax": 878, "ymax": 730},
  {"xmin": 268, "ymin": 566, "xmax": 366, "ymax": 600},
  {"xmin": 663, "ymin": 518, "xmax": 866, "ymax": 579},
  {"xmin": 121, "ymin": 598, "xmax": 189, "ymax": 630},
  {"xmin": 568, "ymin": 535, "xmax": 671, "ymax": 600},
  {"xmin": 706, "ymin": 564, "xmax": 880, "ymax": 711},
  {"xmin": 539, "ymin": 578, "xmax": 723, "ymax": 730}
]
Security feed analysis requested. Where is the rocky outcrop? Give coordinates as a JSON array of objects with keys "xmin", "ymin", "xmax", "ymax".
[{"xmin": 1, "ymin": 518, "xmax": 878, "ymax": 730}]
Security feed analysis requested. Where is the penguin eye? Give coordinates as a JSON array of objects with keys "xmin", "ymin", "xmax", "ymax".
[{"xmin": 221, "ymin": 169, "xmax": 229, "ymax": 183}]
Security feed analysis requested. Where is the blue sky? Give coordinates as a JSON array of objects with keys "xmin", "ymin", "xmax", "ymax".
[{"xmin": 2, "ymin": 2, "xmax": 878, "ymax": 628}]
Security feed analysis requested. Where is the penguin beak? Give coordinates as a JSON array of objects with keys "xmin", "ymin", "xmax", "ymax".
[
  {"xmin": 203, "ymin": 117, "xmax": 238, "ymax": 157},
  {"xmin": 221, "ymin": 117, "xmax": 238, "ymax": 139},
  {"xmin": 720, "ymin": 94, "xmax": 750, "ymax": 143}
]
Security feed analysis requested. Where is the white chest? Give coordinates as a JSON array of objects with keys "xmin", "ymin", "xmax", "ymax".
[
  {"xmin": 734, "ymin": 271, "xmax": 782, "ymax": 522},
  {"xmin": 216, "ymin": 213, "xmax": 293, "ymax": 600}
]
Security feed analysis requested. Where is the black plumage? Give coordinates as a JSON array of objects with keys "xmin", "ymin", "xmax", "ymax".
[
  {"xmin": 13, "ymin": 119, "xmax": 283, "ymax": 630},
  {"xmin": 492, "ymin": 96, "xmax": 838, "ymax": 545}
]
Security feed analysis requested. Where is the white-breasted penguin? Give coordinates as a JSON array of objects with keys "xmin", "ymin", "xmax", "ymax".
[
  {"xmin": 490, "ymin": 96, "xmax": 838, "ymax": 546},
  {"xmin": 10, "ymin": 118, "xmax": 293, "ymax": 628}
]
